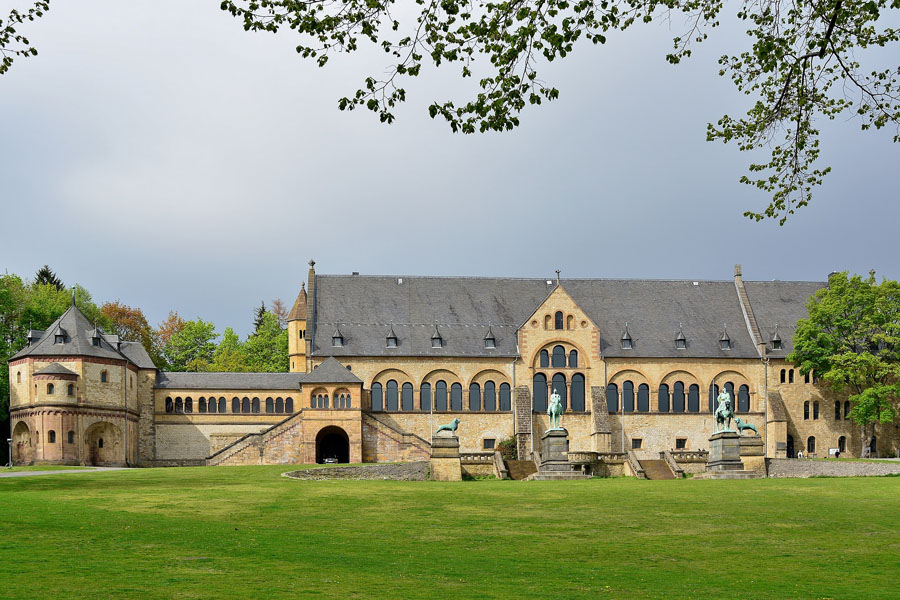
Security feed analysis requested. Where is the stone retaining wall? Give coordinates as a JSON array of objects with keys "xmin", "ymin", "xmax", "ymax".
[{"xmin": 766, "ymin": 458, "xmax": 900, "ymax": 478}]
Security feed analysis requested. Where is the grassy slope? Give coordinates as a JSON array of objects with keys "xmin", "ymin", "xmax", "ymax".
[{"xmin": 2, "ymin": 467, "xmax": 899, "ymax": 599}]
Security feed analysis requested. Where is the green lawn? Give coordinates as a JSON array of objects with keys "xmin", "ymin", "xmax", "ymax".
[{"xmin": 2, "ymin": 467, "xmax": 899, "ymax": 599}]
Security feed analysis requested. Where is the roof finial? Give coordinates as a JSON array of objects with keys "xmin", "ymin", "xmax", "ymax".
[
  {"xmin": 309, "ymin": 259, "xmax": 316, "ymax": 268},
  {"xmin": 71, "ymin": 286, "xmax": 76, "ymax": 307},
  {"xmin": 555, "ymin": 269, "xmax": 561, "ymax": 284},
  {"xmin": 301, "ymin": 282, "xmax": 305, "ymax": 290}
]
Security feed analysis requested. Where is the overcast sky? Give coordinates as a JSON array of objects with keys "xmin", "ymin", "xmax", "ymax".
[{"xmin": 1, "ymin": 1, "xmax": 897, "ymax": 338}]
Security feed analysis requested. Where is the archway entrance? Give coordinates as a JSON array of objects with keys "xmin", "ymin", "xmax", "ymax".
[
  {"xmin": 12, "ymin": 421, "xmax": 33, "ymax": 465},
  {"xmin": 316, "ymin": 426, "xmax": 350, "ymax": 464},
  {"xmin": 786, "ymin": 434, "xmax": 794, "ymax": 459},
  {"xmin": 84, "ymin": 421, "xmax": 123, "ymax": 466}
]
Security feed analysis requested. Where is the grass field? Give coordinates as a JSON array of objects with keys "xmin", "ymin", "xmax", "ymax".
[{"xmin": 2, "ymin": 466, "xmax": 899, "ymax": 599}]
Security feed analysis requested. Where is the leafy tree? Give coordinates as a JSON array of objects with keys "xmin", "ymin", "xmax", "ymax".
[
  {"xmin": 0, "ymin": 1, "xmax": 47, "ymax": 75},
  {"xmin": 211, "ymin": 327, "xmax": 251, "ymax": 372},
  {"xmin": 33, "ymin": 264, "xmax": 63, "ymax": 291},
  {"xmin": 160, "ymin": 318, "xmax": 218, "ymax": 372},
  {"xmin": 253, "ymin": 301, "xmax": 267, "ymax": 333},
  {"xmin": 101, "ymin": 301, "xmax": 163, "ymax": 367},
  {"xmin": 790, "ymin": 271, "xmax": 900, "ymax": 457},
  {"xmin": 245, "ymin": 312, "xmax": 289, "ymax": 372},
  {"xmin": 6, "ymin": 2, "xmax": 898, "ymax": 222}
]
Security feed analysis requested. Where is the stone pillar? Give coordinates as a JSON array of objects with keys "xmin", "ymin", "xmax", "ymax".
[
  {"xmin": 514, "ymin": 385, "xmax": 532, "ymax": 460},
  {"xmin": 539, "ymin": 429, "xmax": 570, "ymax": 473},
  {"xmin": 430, "ymin": 436, "xmax": 462, "ymax": 481}
]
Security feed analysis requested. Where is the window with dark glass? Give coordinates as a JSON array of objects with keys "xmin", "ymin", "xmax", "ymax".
[
  {"xmin": 450, "ymin": 383, "xmax": 463, "ymax": 411},
  {"xmin": 372, "ymin": 383, "xmax": 383, "ymax": 411},
  {"xmin": 813, "ymin": 401, "xmax": 819, "ymax": 420},
  {"xmin": 48, "ymin": 430, "xmax": 56, "ymax": 443},
  {"xmin": 285, "ymin": 398, "xmax": 294, "ymax": 412},
  {"xmin": 242, "ymin": 397, "xmax": 250, "ymax": 413},
  {"xmin": 568, "ymin": 350, "xmax": 578, "ymax": 368},
  {"xmin": 266, "ymin": 397, "xmax": 274, "ymax": 413},
  {"xmin": 804, "ymin": 401, "xmax": 810, "ymax": 420},
  {"xmin": 780, "ymin": 369, "xmax": 786, "ymax": 383},
  {"xmin": 637, "ymin": 383, "xmax": 650, "ymax": 412},
  {"xmin": 724, "ymin": 382, "xmax": 735, "ymax": 411},
  {"xmin": 401, "ymin": 383, "xmax": 414, "ymax": 411},
  {"xmin": 672, "ymin": 382, "xmax": 685, "ymax": 412},
  {"xmin": 166, "ymin": 397, "xmax": 173, "ymax": 413},
  {"xmin": 708, "ymin": 384, "xmax": 719, "ymax": 412},
  {"xmin": 737, "ymin": 385, "xmax": 750, "ymax": 412},
  {"xmin": 483, "ymin": 381, "xmax": 497, "ymax": 411},
  {"xmin": 499, "ymin": 383, "xmax": 511, "ymax": 411},
  {"xmin": 554, "ymin": 311, "xmax": 564, "ymax": 330},
  {"xmin": 47, "ymin": 383, "xmax": 54, "ymax": 395},
  {"xmin": 838, "ymin": 436, "xmax": 846, "ymax": 453},
  {"xmin": 421, "ymin": 382, "xmax": 432, "ymax": 411},
  {"xmin": 789, "ymin": 369, "xmax": 794, "ymax": 383},
  {"xmin": 67, "ymin": 384, "xmax": 74, "ymax": 396},
  {"xmin": 631, "ymin": 438, "xmax": 642, "ymax": 449},
  {"xmin": 551, "ymin": 345, "xmax": 566, "ymax": 368},
  {"xmin": 175, "ymin": 398, "xmax": 183, "ymax": 414},
  {"xmin": 539, "ymin": 349, "xmax": 549, "ymax": 368},
  {"xmin": 435, "ymin": 381, "xmax": 448, "ymax": 411},
  {"xmin": 251, "ymin": 397, "xmax": 259, "ymax": 413},
  {"xmin": 199, "ymin": 398, "xmax": 206, "ymax": 413},
  {"xmin": 483, "ymin": 439, "xmax": 496, "ymax": 450},
  {"xmin": 67, "ymin": 431, "xmax": 74, "ymax": 444},
  {"xmin": 469, "ymin": 383, "xmax": 481, "ymax": 411},
  {"xmin": 276, "ymin": 397, "xmax": 284, "ymax": 413},
  {"xmin": 384, "ymin": 380, "xmax": 398, "ymax": 411},
  {"xmin": 658, "ymin": 384, "xmax": 670, "ymax": 413},
  {"xmin": 844, "ymin": 400, "xmax": 850, "ymax": 419},
  {"xmin": 533, "ymin": 374, "xmax": 548, "ymax": 412},
  {"xmin": 623, "ymin": 380, "xmax": 635, "ymax": 413},
  {"xmin": 232, "ymin": 397, "xmax": 240, "ymax": 413},
  {"xmin": 688, "ymin": 384, "xmax": 700, "ymax": 412},
  {"xmin": 101, "ymin": 371, "xmax": 108, "ymax": 383},
  {"xmin": 807, "ymin": 436, "xmax": 816, "ymax": 454},
  {"xmin": 571, "ymin": 374, "xmax": 585, "ymax": 412},
  {"xmin": 606, "ymin": 383, "xmax": 619, "ymax": 412},
  {"xmin": 675, "ymin": 438, "xmax": 687, "ymax": 449},
  {"xmin": 219, "ymin": 397, "xmax": 227, "ymax": 413}
]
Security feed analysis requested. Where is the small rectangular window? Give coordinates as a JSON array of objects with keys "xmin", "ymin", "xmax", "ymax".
[
  {"xmin": 483, "ymin": 438, "xmax": 496, "ymax": 450},
  {"xmin": 631, "ymin": 438, "xmax": 642, "ymax": 450},
  {"xmin": 675, "ymin": 438, "xmax": 687, "ymax": 450}
]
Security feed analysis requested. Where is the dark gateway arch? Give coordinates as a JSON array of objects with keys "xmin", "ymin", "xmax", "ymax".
[{"xmin": 316, "ymin": 426, "xmax": 350, "ymax": 464}]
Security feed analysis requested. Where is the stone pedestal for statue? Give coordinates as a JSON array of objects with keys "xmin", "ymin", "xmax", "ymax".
[
  {"xmin": 532, "ymin": 428, "xmax": 588, "ymax": 480},
  {"xmin": 430, "ymin": 436, "xmax": 462, "ymax": 481},
  {"xmin": 705, "ymin": 431, "xmax": 761, "ymax": 479}
]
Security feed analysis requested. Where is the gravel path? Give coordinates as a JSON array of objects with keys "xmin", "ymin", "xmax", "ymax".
[{"xmin": 283, "ymin": 462, "xmax": 429, "ymax": 481}]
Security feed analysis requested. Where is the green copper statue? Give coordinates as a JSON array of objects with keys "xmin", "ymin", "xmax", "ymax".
[
  {"xmin": 714, "ymin": 390, "xmax": 734, "ymax": 433},
  {"xmin": 435, "ymin": 418, "xmax": 460, "ymax": 436},
  {"xmin": 734, "ymin": 417, "xmax": 758, "ymax": 436},
  {"xmin": 547, "ymin": 388, "xmax": 564, "ymax": 431}
]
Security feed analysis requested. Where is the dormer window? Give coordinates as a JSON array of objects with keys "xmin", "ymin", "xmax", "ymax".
[
  {"xmin": 385, "ymin": 323, "xmax": 398, "ymax": 348},
  {"xmin": 771, "ymin": 325, "xmax": 782, "ymax": 350},
  {"xmin": 720, "ymin": 325, "xmax": 731, "ymax": 351},
  {"xmin": 483, "ymin": 323, "xmax": 496, "ymax": 349},
  {"xmin": 431, "ymin": 323, "xmax": 443, "ymax": 349},
  {"xmin": 675, "ymin": 325, "xmax": 686, "ymax": 350},
  {"xmin": 54, "ymin": 327, "xmax": 67, "ymax": 344},
  {"xmin": 91, "ymin": 327, "xmax": 103, "ymax": 347},
  {"xmin": 621, "ymin": 323, "xmax": 633, "ymax": 350},
  {"xmin": 331, "ymin": 324, "xmax": 344, "ymax": 347}
]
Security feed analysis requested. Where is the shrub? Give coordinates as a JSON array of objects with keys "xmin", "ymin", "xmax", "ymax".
[{"xmin": 496, "ymin": 436, "xmax": 518, "ymax": 461}]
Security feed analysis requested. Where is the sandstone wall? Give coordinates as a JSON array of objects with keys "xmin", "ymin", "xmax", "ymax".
[{"xmin": 766, "ymin": 458, "xmax": 900, "ymax": 478}]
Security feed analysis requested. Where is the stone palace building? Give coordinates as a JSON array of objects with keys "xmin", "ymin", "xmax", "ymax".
[{"xmin": 9, "ymin": 262, "xmax": 897, "ymax": 471}]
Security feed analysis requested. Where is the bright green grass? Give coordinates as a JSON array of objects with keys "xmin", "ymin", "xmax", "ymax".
[{"xmin": 2, "ymin": 467, "xmax": 899, "ymax": 599}]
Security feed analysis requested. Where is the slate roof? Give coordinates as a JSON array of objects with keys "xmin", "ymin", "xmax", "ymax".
[
  {"xmin": 310, "ymin": 274, "xmax": 825, "ymax": 359},
  {"xmin": 743, "ymin": 281, "xmax": 826, "ymax": 357},
  {"xmin": 299, "ymin": 357, "xmax": 362, "ymax": 384},
  {"xmin": 288, "ymin": 285, "xmax": 307, "ymax": 321},
  {"xmin": 10, "ymin": 304, "xmax": 136, "ymax": 363},
  {"xmin": 155, "ymin": 371, "xmax": 304, "ymax": 390},
  {"xmin": 33, "ymin": 363, "xmax": 78, "ymax": 377},
  {"xmin": 118, "ymin": 341, "xmax": 157, "ymax": 369}
]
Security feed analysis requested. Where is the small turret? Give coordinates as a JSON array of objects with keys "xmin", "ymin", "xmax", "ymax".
[{"xmin": 287, "ymin": 282, "xmax": 309, "ymax": 373}]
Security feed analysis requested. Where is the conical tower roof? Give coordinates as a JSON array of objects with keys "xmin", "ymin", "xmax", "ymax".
[{"xmin": 288, "ymin": 283, "xmax": 308, "ymax": 322}]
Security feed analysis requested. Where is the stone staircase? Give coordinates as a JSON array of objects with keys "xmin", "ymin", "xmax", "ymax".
[
  {"xmin": 639, "ymin": 459, "xmax": 675, "ymax": 480},
  {"xmin": 506, "ymin": 460, "xmax": 537, "ymax": 480},
  {"xmin": 207, "ymin": 411, "xmax": 304, "ymax": 466},
  {"xmin": 361, "ymin": 413, "xmax": 431, "ymax": 462}
]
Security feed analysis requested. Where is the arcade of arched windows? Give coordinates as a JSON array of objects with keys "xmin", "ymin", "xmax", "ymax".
[
  {"xmin": 368, "ymin": 371, "xmax": 513, "ymax": 413},
  {"xmin": 599, "ymin": 371, "xmax": 756, "ymax": 415},
  {"xmin": 164, "ymin": 395, "xmax": 294, "ymax": 415},
  {"xmin": 541, "ymin": 311, "xmax": 582, "ymax": 331},
  {"xmin": 535, "ymin": 343, "xmax": 582, "ymax": 370}
]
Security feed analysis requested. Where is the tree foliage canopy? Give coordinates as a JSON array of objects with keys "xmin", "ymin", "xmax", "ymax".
[
  {"xmin": 3, "ymin": 1, "xmax": 897, "ymax": 222},
  {"xmin": 219, "ymin": 0, "xmax": 899, "ymax": 223},
  {"xmin": 789, "ymin": 271, "xmax": 900, "ymax": 454}
]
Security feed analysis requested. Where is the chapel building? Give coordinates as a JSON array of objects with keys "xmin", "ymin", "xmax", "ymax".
[{"xmin": 8, "ymin": 262, "xmax": 895, "ymax": 469}]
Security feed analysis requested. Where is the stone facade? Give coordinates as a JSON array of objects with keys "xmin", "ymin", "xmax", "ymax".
[{"xmin": 9, "ymin": 263, "xmax": 900, "ymax": 471}]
